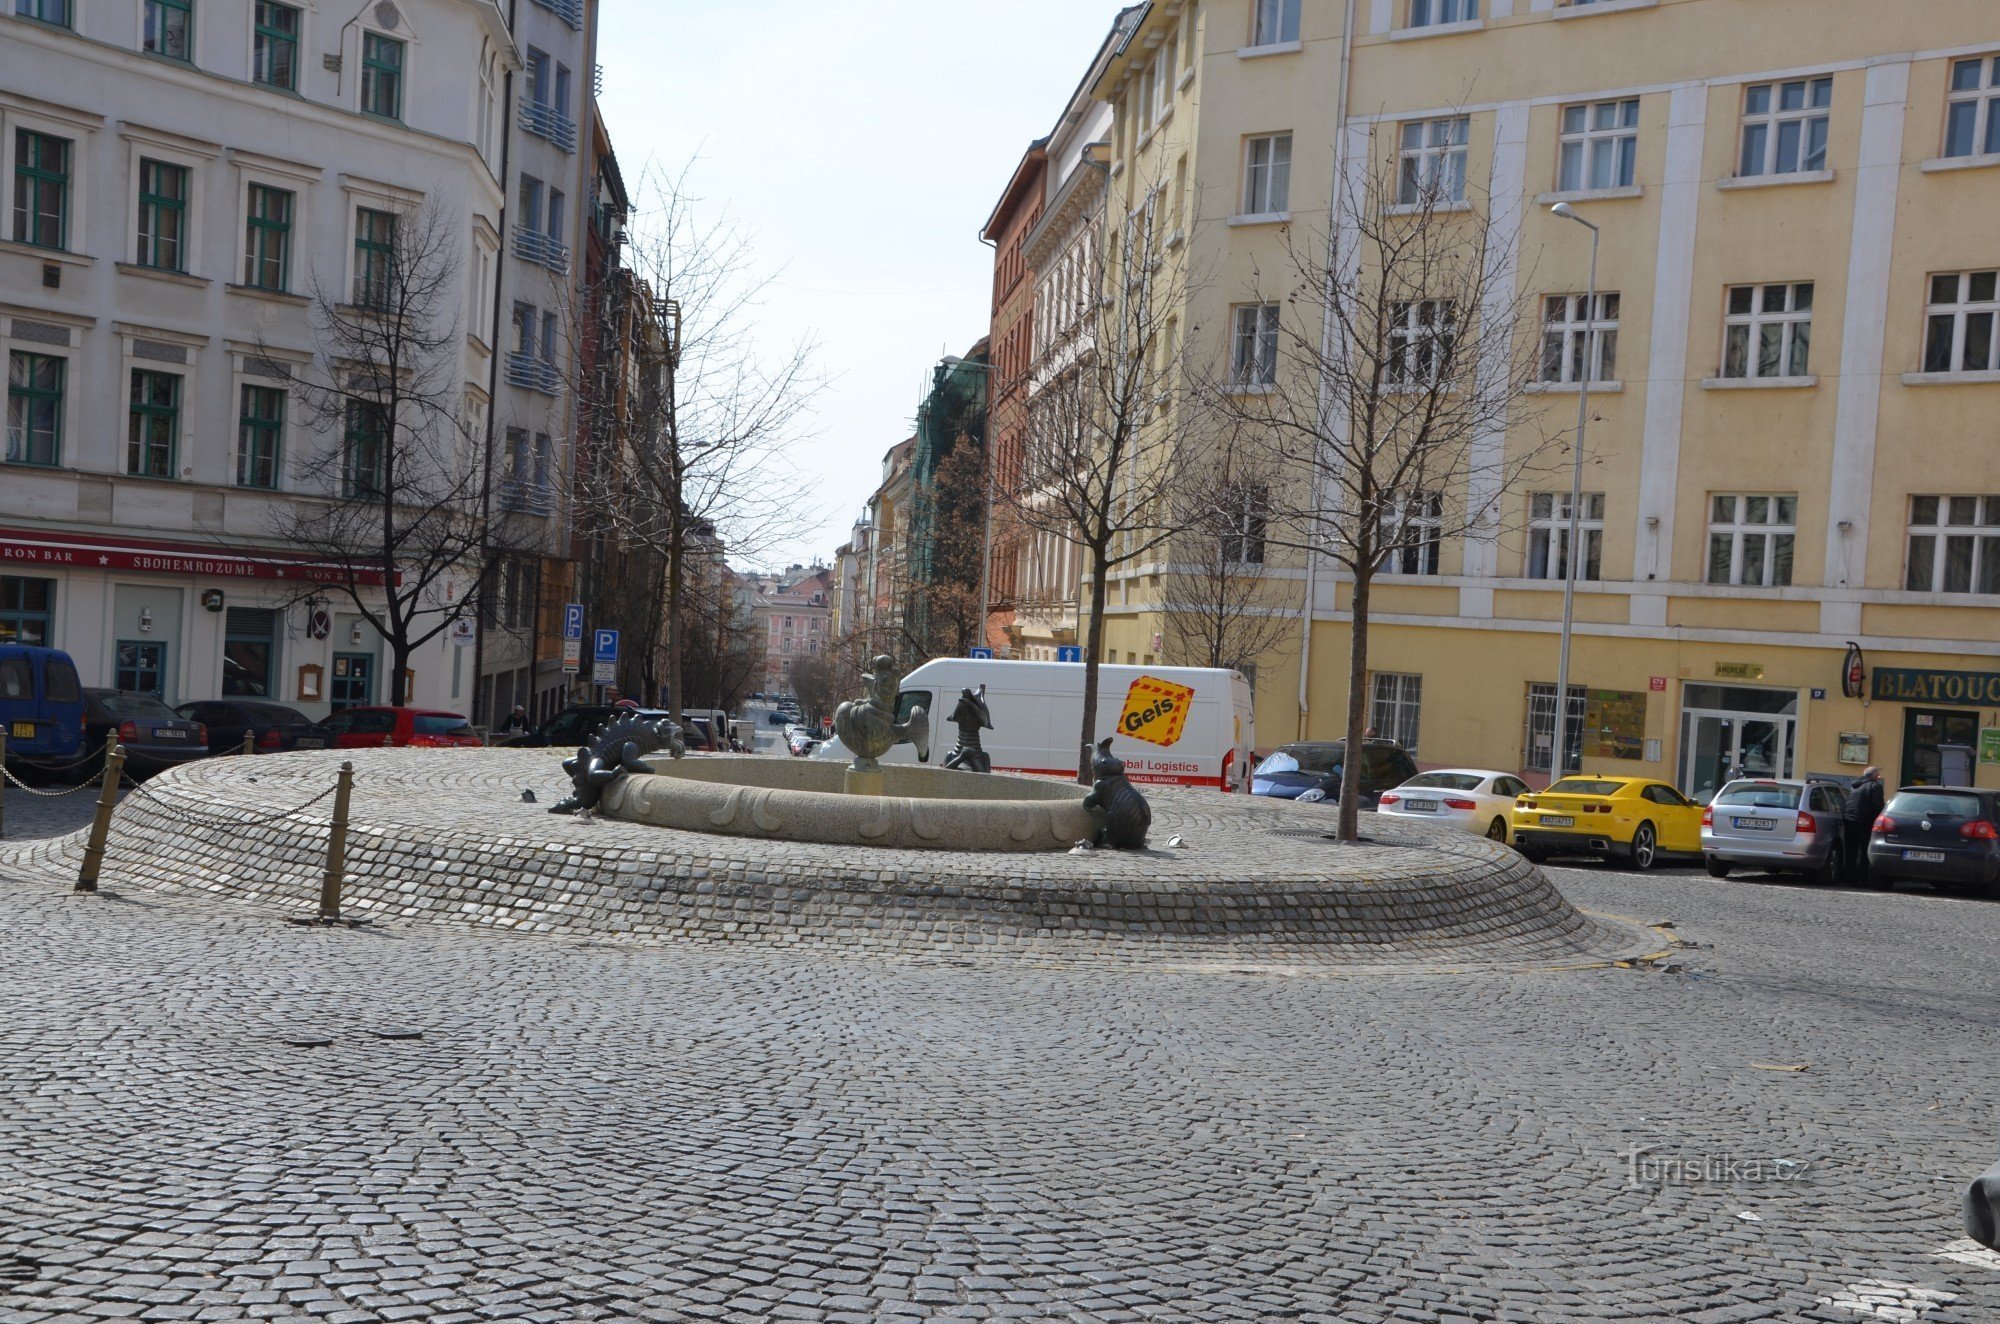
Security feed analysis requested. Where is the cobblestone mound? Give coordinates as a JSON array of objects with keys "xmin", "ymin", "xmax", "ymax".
[{"xmin": 0, "ymin": 749, "xmax": 1655, "ymax": 968}]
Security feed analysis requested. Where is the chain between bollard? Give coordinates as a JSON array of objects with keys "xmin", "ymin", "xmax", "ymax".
[{"xmin": 117, "ymin": 775, "xmax": 338, "ymax": 829}]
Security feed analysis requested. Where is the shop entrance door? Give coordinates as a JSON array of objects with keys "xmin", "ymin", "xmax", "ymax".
[
  {"xmin": 1678, "ymin": 684, "xmax": 1798, "ymax": 799},
  {"xmin": 330, "ymin": 653, "xmax": 374, "ymax": 712},
  {"xmin": 1900, "ymin": 708, "xmax": 1978, "ymax": 786}
]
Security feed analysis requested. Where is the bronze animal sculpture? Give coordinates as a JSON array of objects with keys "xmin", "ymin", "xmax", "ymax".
[
  {"xmin": 548, "ymin": 712, "xmax": 685, "ymax": 815},
  {"xmin": 1082, "ymin": 737, "xmax": 1151, "ymax": 850},
  {"xmin": 940, "ymin": 684, "xmax": 994, "ymax": 773},
  {"xmin": 833, "ymin": 654, "xmax": 929, "ymax": 771}
]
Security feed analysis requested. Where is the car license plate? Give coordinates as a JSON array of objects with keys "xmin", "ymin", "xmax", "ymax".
[
  {"xmin": 1903, "ymin": 849, "xmax": 1947, "ymax": 863},
  {"xmin": 10, "ymin": 721, "xmax": 33, "ymax": 739},
  {"xmin": 1405, "ymin": 799, "xmax": 1439, "ymax": 812},
  {"xmin": 295, "ymin": 737, "xmax": 326, "ymax": 749},
  {"xmin": 1732, "ymin": 817, "xmax": 1774, "ymax": 831},
  {"xmin": 1540, "ymin": 814, "xmax": 1574, "ymax": 827},
  {"xmin": 153, "ymin": 728, "xmax": 187, "ymax": 740}
]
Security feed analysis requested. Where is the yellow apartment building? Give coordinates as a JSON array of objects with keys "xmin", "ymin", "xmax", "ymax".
[{"xmin": 1092, "ymin": 0, "xmax": 2000, "ymax": 793}]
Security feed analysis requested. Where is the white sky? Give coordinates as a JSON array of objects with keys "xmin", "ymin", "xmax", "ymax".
[{"xmin": 595, "ymin": 1, "xmax": 1135, "ymax": 572}]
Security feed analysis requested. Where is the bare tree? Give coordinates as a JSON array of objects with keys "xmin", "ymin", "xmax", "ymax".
[
  {"xmin": 905, "ymin": 435, "xmax": 989, "ymax": 659},
  {"xmin": 1011, "ymin": 179, "xmax": 1207, "ymax": 782},
  {"xmin": 273, "ymin": 200, "xmax": 513, "ymax": 706},
  {"xmin": 1205, "ymin": 134, "xmax": 1559, "ymax": 839},
  {"xmin": 574, "ymin": 162, "xmax": 818, "ymax": 721},
  {"xmin": 1159, "ymin": 456, "xmax": 1296, "ymax": 673}
]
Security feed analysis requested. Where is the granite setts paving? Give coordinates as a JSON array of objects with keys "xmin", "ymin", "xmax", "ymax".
[{"xmin": 0, "ymin": 749, "xmax": 1650, "ymax": 970}]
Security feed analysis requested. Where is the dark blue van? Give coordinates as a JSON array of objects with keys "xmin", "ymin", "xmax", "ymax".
[{"xmin": 0, "ymin": 644, "xmax": 87, "ymax": 765}]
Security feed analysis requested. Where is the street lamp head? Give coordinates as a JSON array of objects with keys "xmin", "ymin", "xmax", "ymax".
[{"xmin": 1550, "ymin": 201, "xmax": 1600, "ymax": 232}]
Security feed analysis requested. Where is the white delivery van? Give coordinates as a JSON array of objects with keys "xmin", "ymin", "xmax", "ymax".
[{"xmin": 811, "ymin": 658, "xmax": 1256, "ymax": 791}]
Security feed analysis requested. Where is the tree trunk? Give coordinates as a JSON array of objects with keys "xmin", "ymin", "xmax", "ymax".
[
  {"xmin": 391, "ymin": 640, "xmax": 413, "ymax": 707},
  {"xmin": 1338, "ymin": 569, "xmax": 1371, "ymax": 842},
  {"xmin": 1078, "ymin": 548, "xmax": 1110, "ymax": 784},
  {"xmin": 664, "ymin": 530, "xmax": 684, "ymax": 718}
]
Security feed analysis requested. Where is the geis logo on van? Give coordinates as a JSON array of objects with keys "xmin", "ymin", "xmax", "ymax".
[{"xmin": 1118, "ymin": 675, "xmax": 1194, "ymax": 747}]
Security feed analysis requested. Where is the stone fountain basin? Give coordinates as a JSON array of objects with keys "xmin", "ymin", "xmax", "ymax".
[{"xmin": 598, "ymin": 755, "xmax": 1097, "ymax": 852}]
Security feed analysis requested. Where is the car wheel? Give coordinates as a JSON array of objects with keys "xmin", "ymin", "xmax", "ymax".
[
  {"xmin": 1628, "ymin": 823, "xmax": 1658, "ymax": 871},
  {"xmin": 1807, "ymin": 849, "xmax": 1839, "ymax": 888},
  {"xmin": 1704, "ymin": 856, "xmax": 1732, "ymax": 879},
  {"xmin": 1485, "ymin": 817, "xmax": 1508, "ymax": 843}
]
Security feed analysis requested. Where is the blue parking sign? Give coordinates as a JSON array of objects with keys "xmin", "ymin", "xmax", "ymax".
[
  {"xmin": 563, "ymin": 603, "xmax": 584, "ymax": 641},
  {"xmin": 968, "ymin": 646, "xmax": 994, "ymax": 659},
  {"xmin": 593, "ymin": 628, "xmax": 619, "ymax": 664}
]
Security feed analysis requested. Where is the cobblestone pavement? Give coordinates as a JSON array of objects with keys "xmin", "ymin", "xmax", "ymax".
[{"xmin": 4, "ymin": 823, "xmax": 2000, "ymax": 1320}]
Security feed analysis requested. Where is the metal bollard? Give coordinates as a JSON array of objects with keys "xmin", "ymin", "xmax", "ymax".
[
  {"xmin": 75, "ymin": 742, "xmax": 127, "ymax": 894},
  {"xmin": 241, "ymin": 729, "xmax": 257, "ymax": 757},
  {"xmin": 1, "ymin": 729, "xmax": 8, "ymax": 841},
  {"xmin": 318, "ymin": 760, "xmax": 355, "ymax": 922}
]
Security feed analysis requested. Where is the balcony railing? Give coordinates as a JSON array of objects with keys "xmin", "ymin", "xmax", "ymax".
[
  {"xmin": 519, "ymin": 99, "xmax": 577, "ymax": 152},
  {"xmin": 512, "ymin": 226, "xmax": 571, "ymax": 274},
  {"xmin": 504, "ymin": 352, "xmax": 564, "ymax": 396},
  {"xmin": 529, "ymin": 0, "xmax": 584, "ymax": 30}
]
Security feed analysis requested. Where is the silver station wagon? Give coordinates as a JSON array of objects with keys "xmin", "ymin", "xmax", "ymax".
[{"xmin": 1700, "ymin": 778, "xmax": 1848, "ymax": 885}]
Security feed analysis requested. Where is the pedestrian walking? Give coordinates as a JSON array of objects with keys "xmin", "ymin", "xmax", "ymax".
[{"xmin": 1842, "ymin": 764, "xmax": 1886, "ymax": 882}]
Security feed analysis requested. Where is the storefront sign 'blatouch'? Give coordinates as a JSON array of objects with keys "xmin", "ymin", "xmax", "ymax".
[{"xmin": 1869, "ymin": 667, "xmax": 2000, "ymax": 706}]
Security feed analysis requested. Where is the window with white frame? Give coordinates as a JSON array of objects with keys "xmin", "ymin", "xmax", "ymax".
[
  {"xmin": 1722, "ymin": 282, "xmax": 1812, "ymax": 379},
  {"xmin": 1540, "ymin": 292, "xmax": 1619, "ymax": 384},
  {"xmin": 1922, "ymin": 270, "xmax": 2000, "ymax": 374},
  {"xmin": 1524, "ymin": 683, "xmax": 1587, "ymax": 774},
  {"xmin": 1151, "ymin": 43, "xmax": 1172, "ymax": 124},
  {"xmin": 1944, "ymin": 55, "xmax": 2000, "ymax": 158},
  {"xmin": 1242, "ymin": 133, "xmax": 1291, "ymax": 214},
  {"xmin": 1905, "ymin": 496, "xmax": 2000, "ymax": 594},
  {"xmin": 1738, "ymin": 77, "xmax": 1831, "ymax": 177},
  {"xmin": 1381, "ymin": 492, "xmax": 1442, "ymax": 575},
  {"xmin": 1397, "ymin": 116, "xmax": 1469, "ymax": 204},
  {"xmin": 1386, "ymin": 299, "xmax": 1458, "ymax": 386},
  {"xmin": 1409, "ymin": 0, "xmax": 1477, "ymax": 28},
  {"xmin": 1527, "ymin": 491, "xmax": 1604, "ymax": 581},
  {"xmin": 1370, "ymin": 673, "xmax": 1422, "ymax": 754},
  {"xmin": 1706, "ymin": 494, "xmax": 1796, "ymax": 587},
  {"xmin": 1230, "ymin": 303, "xmax": 1279, "ymax": 387},
  {"xmin": 1558, "ymin": 98, "xmax": 1638, "ymax": 191},
  {"xmin": 1219, "ymin": 483, "xmax": 1268, "ymax": 564},
  {"xmin": 1251, "ymin": 0, "xmax": 1300, "ymax": 45}
]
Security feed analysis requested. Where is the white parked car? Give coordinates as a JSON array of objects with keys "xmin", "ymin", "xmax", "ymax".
[{"xmin": 1376, "ymin": 768, "xmax": 1533, "ymax": 843}]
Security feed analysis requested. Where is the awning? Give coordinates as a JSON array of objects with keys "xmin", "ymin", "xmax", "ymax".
[{"xmin": 0, "ymin": 526, "xmax": 394, "ymax": 586}]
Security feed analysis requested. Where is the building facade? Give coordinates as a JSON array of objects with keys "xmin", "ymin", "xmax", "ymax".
[
  {"xmin": 1089, "ymin": 0, "xmax": 2000, "ymax": 793},
  {"xmin": 746, "ymin": 564, "xmax": 830, "ymax": 695}
]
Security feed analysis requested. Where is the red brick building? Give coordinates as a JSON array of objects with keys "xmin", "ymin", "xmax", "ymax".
[{"xmin": 977, "ymin": 140, "xmax": 1047, "ymax": 655}]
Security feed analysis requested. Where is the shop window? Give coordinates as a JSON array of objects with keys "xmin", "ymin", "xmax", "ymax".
[
  {"xmin": 0, "ymin": 575, "xmax": 55, "ymax": 646},
  {"xmin": 223, "ymin": 607, "xmax": 278, "ymax": 697}
]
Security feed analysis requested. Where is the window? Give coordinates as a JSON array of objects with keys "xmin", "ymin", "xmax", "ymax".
[
  {"xmin": 1381, "ymin": 492, "xmax": 1442, "ymax": 575},
  {"xmin": 519, "ymin": 175, "xmax": 543, "ymax": 232},
  {"xmin": 136, "ymin": 159, "xmax": 189, "ymax": 271},
  {"xmin": 1739, "ymin": 77, "xmax": 1831, "ymax": 177},
  {"xmin": 237, "ymin": 384, "xmax": 284, "ymax": 488},
  {"xmin": 243, "ymin": 184, "xmax": 292, "ymax": 290},
  {"xmin": 1524, "ymin": 683, "xmax": 1587, "ymax": 774},
  {"xmin": 1945, "ymin": 56, "xmax": 2000, "ymax": 158},
  {"xmin": 501, "ymin": 426, "xmax": 528, "ymax": 508},
  {"xmin": 115, "ymin": 642, "xmax": 167, "ymax": 697},
  {"xmin": 127, "ymin": 370, "xmax": 180, "ymax": 478},
  {"xmin": 1219, "ymin": 484, "xmax": 1268, "ymax": 564},
  {"xmin": 1722, "ymin": 282, "xmax": 1813, "ymax": 379},
  {"xmin": 1706, "ymin": 494, "xmax": 1796, "ymax": 587},
  {"xmin": 1527, "ymin": 491, "xmax": 1604, "ymax": 580},
  {"xmin": 1398, "ymin": 116, "xmax": 1469, "ymax": 204},
  {"xmin": 1251, "ymin": 0, "xmax": 1299, "ymax": 45},
  {"xmin": 1922, "ymin": 271, "xmax": 2000, "ymax": 374},
  {"xmin": 343, "ymin": 401, "xmax": 386, "ymax": 497},
  {"xmin": 252, "ymin": 2, "xmax": 299, "ymax": 90},
  {"xmin": 546, "ymin": 188, "xmax": 565, "ymax": 241},
  {"xmin": 1409, "ymin": 0, "xmax": 1477, "ymax": 26},
  {"xmin": 144, "ymin": 0, "xmax": 193, "ymax": 60},
  {"xmin": 7, "ymin": 351, "xmax": 64, "ymax": 467},
  {"xmin": 223, "ymin": 607, "xmax": 278, "ymax": 697},
  {"xmin": 540, "ymin": 310, "xmax": 558, "ymax": 363},
  {"xmin": 1242, "ymin": 133, "xmax": 1292, "ymax": 214},
  {"xmin": 1386, "ymin": 299, "xmax": 1458, "ymax": 386},
  {"xmin": 14, "ymin": 0, "xmax": 70, "ymax": 25},
  {"xmin": 1540, "ymin": 293, "xmax": 1620, "ymax": 384},
  {"xmin": 1231, "ymin": 303, "xmax": 1279, "ymax": 387},
  {"xmin": 354, "ymin": 207, "xmax": 395, "ymax": 307},
  {"xmin": 1558, "ymin": 99, "xmax": 1638, "ymax": 191},
  {"xmin": 361, "ymin": 32, "xmax": 404, "ymax": 119},
  {"xmin": 12, "ymin": 129, "xmax": 69, "ymax": 250},
  {"xmin": 0, "ymin": 575, "xmax": 55, "ymax": 646},
  {"xmin": 533, "ymin": 432, "xmax": 552, "ymax": 508},
  {"xmin": 1904, "ymin": 496, "xmax": 2000, "ymax": 594},
  {"xmin": 1370, "ymin": 673, "xmax": 1422, "ymax": 754}
]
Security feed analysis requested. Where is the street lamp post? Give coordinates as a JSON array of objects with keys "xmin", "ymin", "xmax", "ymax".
[{"xmin": 1549, "ymin": 202, "xmax": 1599, "ymax": 786}]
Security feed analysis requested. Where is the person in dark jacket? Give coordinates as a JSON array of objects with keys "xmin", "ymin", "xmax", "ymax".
[{"xmin": 1842, "ymin": 765, "xmax": 1885, "ymax": 880}]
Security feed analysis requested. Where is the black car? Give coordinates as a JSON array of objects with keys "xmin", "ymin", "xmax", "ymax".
[
  {"xmin": 81, "ymin": 688, "xmax": 210, "ymax": 777},
  {"xmin": 1251, "ymin": 739, "xmax": 1419, "ymax": 809},
  {"xmin": 1867, "ymin": 786, "xmax": 2000, "ymax": 896},
  {"xmin": 175, "ymin": 699, "xmax": 323, "ymax": 755},
  {"xmin": 501, "ymin": 705, "xmax": 672, "ymax": 749}
]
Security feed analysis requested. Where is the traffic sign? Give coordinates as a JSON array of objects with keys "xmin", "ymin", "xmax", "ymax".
[
  {"xmin": 592, "ymin": 660, "xmax": 616, "ymax": 685},
  {"xmin": 968, "ymin": 646, "xmax": 994, "ymax": 659},
  {"xmin": 1056, "ymin": 645, "xmax": 1082, "ymax": 663},
  {"xmin": 561, "ymin": 639, "xmax": 581, "ymax": 674},
  {"xmin": 563, "ymin": 603, "xmax": 584, "ymax": 641},
  {"xmin": 593, "ymin": 628, "xmax": 619, "ymax": 664}
]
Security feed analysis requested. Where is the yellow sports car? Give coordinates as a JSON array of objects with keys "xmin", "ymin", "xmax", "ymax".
[{"xmin": 1509, "ymin": 775, "xmax": 1703, "ymax": 870}]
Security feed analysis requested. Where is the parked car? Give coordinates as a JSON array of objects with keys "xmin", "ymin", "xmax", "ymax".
[
  {"xmin": 1253, "ymin": 740, "xmax": 1418, "ymax": 809},
  {"xmin": 768, "ymin": 709, "xmax": 793, "ymax": 726},
  {"xmin": 80, "ymin": 688, "xmax": 209, "ymax": 777},
  {"xmin": 1700, "ymin": 777, "xmax": 1848, "ymax": 884},
  {"xmin": 1377, "ymin": 769, "xmax": 1532, "ymax": 843},
  {"xmin": 787, "ymin": 728, "xmax": 820, "ymax": 756},
  {"xmin": 1868, "ymin": 786, "xmax": 2000, "ymax": 895},
  {"xmin": 1510, "ymin": 775, "xmax": 1703, "ymax": 869},
  {"xmin": 501, "ymin": 705, "xmax": 672, "ymax": 749},
  {"xmin": 174, "ymin": 699, "xmax": 322, "ymax": 755},
  {"xmin": 0, "ymin": 643, "xmax": 87, "ymax": 768},
  {"xmin": 310, "ymin": 706, "xmax": 482, "ymax": 749}
]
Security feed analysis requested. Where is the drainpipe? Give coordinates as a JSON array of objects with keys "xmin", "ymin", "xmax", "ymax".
[
  {"xmin": 472, "ymin": 9, "xmax": 516, "ymax": 726},
  {"xmin": 1298, "ymin": 0, "xmax": 1358, "ymax": 741}
]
